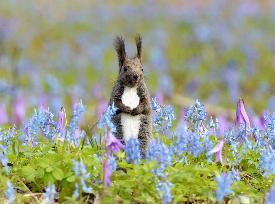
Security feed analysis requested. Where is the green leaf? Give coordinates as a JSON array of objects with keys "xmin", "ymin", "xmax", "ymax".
[
  {"xmin": 52, "ymin": 168, "xmax": 64, "ymax": 180},
  {"xmin": 66, "ymin": 175, "xmax": 76, "ymax": 182}
]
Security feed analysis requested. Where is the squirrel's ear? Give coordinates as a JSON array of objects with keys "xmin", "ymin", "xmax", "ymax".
[
  {"xmin": 114, "ymin": 36, "xmax": 126, "ymax": 68},
  {"xmin": 135, "ymin": 34, "xmax": 142, "ymax": 61}
]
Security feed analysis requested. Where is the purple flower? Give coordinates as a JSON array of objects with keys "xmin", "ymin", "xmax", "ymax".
[
  {"xmin": 56, "ymin": 107, "xmax": 65, "ymax": 132},
  {"xmin": 103, "ymin": 156, "xmax": 112, "ymax": 187},
  {"xmin": 210, "ymin": 140, "xmax": 224, "ymax": 163},
  {"xmin": 106, "ymin": 132, "xmax": 123, "ymax": 154},
  {"xmin": 235, "ymin": 99, "xmax": 250, "ymax": 128}
]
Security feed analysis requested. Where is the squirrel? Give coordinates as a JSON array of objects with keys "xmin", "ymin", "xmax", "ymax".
[{"xmin": 110, "ymin": 35, "xmax": 152, "ymax": 157}]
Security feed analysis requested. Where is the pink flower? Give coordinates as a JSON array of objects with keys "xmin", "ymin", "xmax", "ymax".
[
  {"xmin": 12, "ymin": 96, "xmax": 25, "ymax": 127},
  {"xmin": 252, "ymin": 114, "xmax": 265, "ymax": 131},
  {"xmin": 57, "ymin": 107, "xmax": 65, "ymax": 132},
  {"xmin": 106, "ymin": 132, "xmax": 123, "ymax": 154},
  {"xmin": 103, "ymin": 157, "xmax": 111, "ymax": 187},
  {"xmin": 210, "ymin": 140, "xmax": 224, "ymax": 164},
  {"xmin": 0, "ymin": 104, "xmax": 8, "ymax": 125},
  {"xmin": 96, "ymin": 100, "xmax": 108, "ymax": 118},
  {"xmin": 217, "ymin": 114, "xmax": 228, "ymax": 136},
  {"xmin": 235, "ymin": 99, "xmax": 250, "ymax": 128}
]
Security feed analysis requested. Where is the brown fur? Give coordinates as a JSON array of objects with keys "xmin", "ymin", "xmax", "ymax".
[{"xmin": 110, "ymin": 35, "xmax": 152, "ymax": 157}]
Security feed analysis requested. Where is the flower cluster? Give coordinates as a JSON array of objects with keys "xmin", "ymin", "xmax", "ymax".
[
  {"xmin": 0, "ymin": 144, "xmax": 9, "ymax": 174},
  {"xmin": 265, "ymin": 183, "xmax": 275, "ymax": 204},
  {"xmin": 259, "ymin": 149, "xmax": 275, "ymax": 176},
  {"xmin": 185, "ymin": 99, "xmax": 207, "ymax": 131},
  {"xmin": 66, "ymin": 101, "xmax": 85, "ymax": 146},
  {"xmin": 24, "ymin": 107, "xmax": 56, "ymax": 145},
  {"xmin": 72, "ymin": 159, "xmax": 92, "ymax": 197},
  {"xmin": 151, "ymin": 98, "xmax": 175, "ymax": 134},
  {"xmin": 146, "ymin": 140, "xmax": 172, "ymax": 176},
  {"xmin": 125, "ymin": 138, "xmax": 141, "ymax": 164},
  {"xmin": 98, "ymin": 102, "xmax": 117, "ymax": 133},
  {"xmin": 44, "ymin": 184, "xmax": 57, "ymax": 204},
  {"xmin": 156, "ymin": 180, "xmax": 173, "ymax": 204},
  {"xmin": 5, "ymin": 181, "xmax": 14, "ymax": 204},
  {"xmin": 215, "ymin": 173, "xmax": 234, "ymax": 201}
]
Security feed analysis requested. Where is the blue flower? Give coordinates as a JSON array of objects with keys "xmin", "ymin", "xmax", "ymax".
[
  {"xmin": 259, "ymin": 149, "xmax": 275, "ymax": 176},
  {"xmin": 125, "ymin": 138, "xmax": 141, "ymax": 164},
  {"xmin": 175, "ymin": 127, "xmax": 189, "ymax": 155},
  {"xmin": 156, "ymin": 180, "xmax": 173, "ymax": 204},
  {"xmin": 24, "ymin": 108, "xmax": 56, "ymax": 145},
  {"xmin": 72, "ymin": 183, "xmax": 79, "ymax": 200},
  {"xmin": 203, "ymin": 136, "xmax": 213, "ymax": 161},
  {"xmin": 66, "ymin": 100, "xmax": 85, "ymax": 146},
  {"xmin": 72, "ymin": 159, "xmax": 92, "ymax": 194},
  {"xmin": 0, "ymin": 144, "xmax": 9, "ymax": 174},
  {"xmin": 185, "ymin": 99, "xmax": 207, "ymax": 131},
  {"xmin": 188, "ymin": 133, "xmax": 202, "ymax": 157},
  {"xmin": 5, "ymin": 181, "xmax": 14, "ymax": 204},
  {"xmin": 98, "ymin": 102, "xmax": 117, "ymax": 133},
  {"xmin": 265, "ymin": 183, "xmax": 275, "ymax": 204},
  {"xmin": 215, "ymin": 173, "xmax": 233, "ymax": 201},
  {"xmin": 151, "ymin": 98, "xmax": 175, "ymax": 133},
  {"xmin": 146, "ymin": 141, "xmax": 171, "ymax": 176},
  {"xmin": 44, "ymin": 184, "xmax": 57, "ymax": 204},
  {"xmin": 231, "ymin": 167, "xmax": 240, "ymax": 181},
  {"xmin": 108, "ymin": 155, "xmax": 117, "ymax": 172}
]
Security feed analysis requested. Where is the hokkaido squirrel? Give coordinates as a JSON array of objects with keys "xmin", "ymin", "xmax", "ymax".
[{"xmin": 110, "ymin": 35, "xmax": 152, "ymax": 157}]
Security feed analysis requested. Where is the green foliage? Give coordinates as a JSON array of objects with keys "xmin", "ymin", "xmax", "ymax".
[{"xmin": 0, "ymin": 129, "xmax": 273, "ymax": 203}]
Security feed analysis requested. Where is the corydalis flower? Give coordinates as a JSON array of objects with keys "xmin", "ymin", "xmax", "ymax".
[
  {"xmin": 185, "ymin": 99, "xmax": 207, "ymax": 131},
  {"xmin": 125, "ymin": 138, "xmax": 141, "ymax": 164},
  {"xmin": 265, "ymin": 183, "xmax": 275, "ymax": 204},
  {"xmin": 156, "ymin": 180, "xmax": 173, "ymax": 204},
  {"xmin": 66, "ymin": 101, "xmax": 85, "ymax": 146},
  {"xmin": 259, "ymin": 149, "xmax": 275, "ymax": 176},
  {"xmin": 5, "ymin": 181, "xmax": 14, "ymax": 204},
  {"xmin": 146, "ymin": 141, "xmax": 171, "ymax": 176},
  {"xmin": 215, "ymin": 173, "xmax": 233, "ymax": 201},
  {"xmin": 72, "ymin": 159, "xmax": 92, "ymax": 194},
  {"xmin": 106, "ymin": 132, "xmax": 123, "ymax": 154},
  {"xmin": 98, "ymin": 102, "xmax": 117, "ymax": 133},
  {"xmin": 151, "ymin": 98, "xmax": 176, "ymax": 133},
  {"xmin": 235, "ymin": 99, "xmax": 250, "ymax": 128},
  {"xmin": 0, "ymin": 144, "xmax": 10, "ymax": 174},
  {"xmin": 44, "ymin": 184, "xmax": 57, "ymax": 204},
  {"xmin": 210, "ymin": 140, "xmax": 224, "ymax": 163},
  {"xmin": 56, "ymin": 106, "xmax": 65, "ymax": 132},
  {"xmin": 188, "ymin": 133, "xmax": 202, "ymax": 157},
  {"xmin": 25, "ymin": 108, "xmax": 56, "ymax": 145}
]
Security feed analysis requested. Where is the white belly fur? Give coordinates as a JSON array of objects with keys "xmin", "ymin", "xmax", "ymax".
[{"xmin": 121, "ymin": 86, "xmax": 140, "ymax": 141}]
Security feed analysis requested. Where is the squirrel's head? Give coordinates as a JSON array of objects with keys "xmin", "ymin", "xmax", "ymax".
[{"xmin": 114, "ymin": 35, "xmax": 143, "ymax": 87}]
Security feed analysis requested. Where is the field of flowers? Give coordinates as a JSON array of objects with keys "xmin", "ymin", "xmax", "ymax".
[{"xmin": 0, "ymin": 0, "xmax": 275, "ymax": 203}]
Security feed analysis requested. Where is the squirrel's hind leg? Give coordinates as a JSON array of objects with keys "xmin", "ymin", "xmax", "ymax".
[{"xmin": 138, "ymin": 115, "xmax": 152, "ymax": 158}]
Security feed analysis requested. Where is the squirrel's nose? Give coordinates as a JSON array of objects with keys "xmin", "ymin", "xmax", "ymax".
[{"xmin": 133, "ymin": 74, "xmax": 138, "ymax": 80}]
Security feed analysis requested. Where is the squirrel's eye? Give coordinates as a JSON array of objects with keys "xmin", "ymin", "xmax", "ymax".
[
  {"xmin": 123, "ymin": 67, "xmax": 127, "ymax": 72},
  {"xmin": 142, "ymin": 68, "xmax": 144, "ymax": 72}
]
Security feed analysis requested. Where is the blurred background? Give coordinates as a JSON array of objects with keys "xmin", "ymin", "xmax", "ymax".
[{"xmin": 0, "ymin": 0, "xmax": 274, "ymax": 127}]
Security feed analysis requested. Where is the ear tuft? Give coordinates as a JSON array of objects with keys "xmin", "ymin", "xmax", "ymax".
[
  {"xmin": 135, "ymin": 34, "xmax": 142, "ymax": 60},
  {"xmin": 114, "ymin": 36, "xmax": 126, "ymax": 69}
]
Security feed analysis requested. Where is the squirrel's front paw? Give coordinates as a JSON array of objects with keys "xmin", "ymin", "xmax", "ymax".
[
  {"xmin": 124, "ymin": 106, "xmax": 132, "ymax": 113},
  {"xmin": 131, "ymin": 107, "xmax": 140, "ymax": 116}
]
